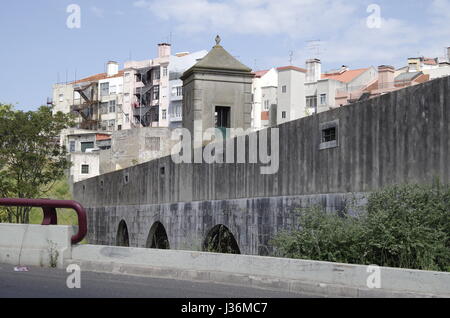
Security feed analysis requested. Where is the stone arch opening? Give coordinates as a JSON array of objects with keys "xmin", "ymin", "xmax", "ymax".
[
  {"xmin": 116, "ymin": 220, "xmax": 130, "ymax": 247},
  {"xmin": 146, "ymin": 222, "xmax": 170, "ymax": 249},
  {"xmin": 203, "ymin": 224, "xmax": 240, "ymax": 254}
]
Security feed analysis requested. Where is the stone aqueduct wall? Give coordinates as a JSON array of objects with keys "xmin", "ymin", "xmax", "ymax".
[{"xmin": 74, "ymin": 76, "xmax": 450, "ymax": 255}]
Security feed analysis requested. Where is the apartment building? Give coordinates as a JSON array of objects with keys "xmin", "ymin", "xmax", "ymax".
[
  {"xmin": 252, "ymin": 68, "xmax": 277, "ymax": 130},
  {"xmin": 305, "ymin": 60, "xmax": 378, "ymax": 111},
  {"xmin": 123, "ymin": 44, "xmax": 207, "ymax": 129},
  {"xmin": 396, "ymin": 48, "xmax": 450, "ymax": 80},
  {"xmin": 52, "ymin": 61, "xmax": 125, "ymax": 131},
  {"xmin": 61, "ymin": 129, "xmax": 112, "ymax": 184},
  {"xmin": 52, "ymin": 44, "xmax": 207, "ymax": 132},
  {"xmin": 251, "ymin": 61, "xmax": 376, "ymax": 129},
  {"xmin": 277, "ymin": 66, "xmax": 307, "ymax": 125}
]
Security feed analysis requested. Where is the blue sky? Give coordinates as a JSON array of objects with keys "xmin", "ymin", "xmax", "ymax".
[{"xmin": 1, "ymin": 0, "xmax": 449, "ymax": 111}]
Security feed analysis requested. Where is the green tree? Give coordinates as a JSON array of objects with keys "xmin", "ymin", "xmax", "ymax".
[{"xmin": 0, "ymin": 104, "xmax": 74, "ymax": 224}]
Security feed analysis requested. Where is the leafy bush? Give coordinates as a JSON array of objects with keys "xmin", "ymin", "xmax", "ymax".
[{"xmin": 271, "ymin": 183, "xmax": 450, "ymax": 272}]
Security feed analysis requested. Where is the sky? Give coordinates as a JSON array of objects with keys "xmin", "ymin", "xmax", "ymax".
[{"xmin": 0, "ymin": 0, "xmax": 449, "ymax": 111}]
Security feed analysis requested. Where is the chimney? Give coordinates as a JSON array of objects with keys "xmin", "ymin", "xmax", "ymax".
[
  {"xmin": 340, "ymin": 65, "xmax": 349, "ymax": 73},
  {"xmin": 106, "ymin": 61, "xmax": 119, "ymax": 77},
  {"xmin": 378, "ymin": 65, "xmax": 395, "ymax": 89},
  {"xmin": 305, "ymin": 58, "xmax": 321, "ymax": 83},
  {"xmin": 447, "ymin": 47, "xmax": 450, "ymax": 63},
  {"xmin": 158, "ymin": 43, "xmax": 171, "ymax": 58}
]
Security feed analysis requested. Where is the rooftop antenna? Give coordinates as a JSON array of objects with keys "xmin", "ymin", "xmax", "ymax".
[{"xmin": 289, "ymin": 51, "xmax": 294, "ymax": 65}]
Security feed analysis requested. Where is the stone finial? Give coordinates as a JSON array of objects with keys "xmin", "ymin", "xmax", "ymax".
[{"xmin": 215, "ymin": 35, "xmax": 221, "ymax": 46}]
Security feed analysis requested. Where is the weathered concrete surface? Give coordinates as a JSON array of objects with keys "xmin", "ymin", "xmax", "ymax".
[
  {"xmin": 74, "ymin": 76, "xmax": 450, "ymax": 254},
  {"xmin": 67, "ymin": 245, "xmax": 450, "ymax": 298},
  {"xmin": 0, "ymin": 224, "xmax": 72, "ymax": 268},
  {"xmin": 86, "ymin": 193, "xmax": 366, "ymax": 255}
]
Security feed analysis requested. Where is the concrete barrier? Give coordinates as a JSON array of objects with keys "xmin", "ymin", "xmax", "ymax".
[
  {"xmin": 1, "ymin": 225, "xmax": 448, "ymax": 297},
  {"xmin": 67, "ymin": 245, "xmax": 450, "ymax": 298},
  {"xmin": 0, "ymin": 224, "xmax": 72, "ymax": 269}
]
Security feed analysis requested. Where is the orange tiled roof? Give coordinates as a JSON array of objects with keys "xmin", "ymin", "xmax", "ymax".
[
  {"xmin": 254, "ymin": 70, "xmax": 270, "ymax": 78},
  {"xmin": 72, "ymin": 70, "xmax": 125, "ymax": 85},
  {"xmin": 96, "ymin": 134, "xmax": 111, "ymax": 141},
  {"xmin": 322, "ymin": 68, "xmax": 369, "ymax": 83},
  {"xmin": 423, "ymin": 58, "xmax": 438, "ymax": 65}
]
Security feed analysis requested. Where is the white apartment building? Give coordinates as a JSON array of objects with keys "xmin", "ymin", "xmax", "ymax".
[
  {"xmin": 251, "ymin": 66, "xmax": 307, "ymax": 129},
  {"xmin": 252, "ymin": 68, "xmax": 277, "ymax": 130},
  {"xmin": 396, "ymin": 48, "xmax": 450, "ymax": 80},
  {"xmin": 52, "ymin": 44, "xmax": 207, "ymax": 132},
  {"xmin": 251, "ymin": 60, "xmax": 378, "ymax": 129},
  {"xmin": 123, "ymin": 44, "xmax": 207, "ymax": 129},
  {"xmin": 168, "ymin": 50, "xmax": 208, "ymax": 128},
  {"xmin": 277, "ymin": 66, "xmax": 307, "ymax": 125},
  {"xmin": 305, "ymin": 60, "xmax": 377, "ymax": 112}
]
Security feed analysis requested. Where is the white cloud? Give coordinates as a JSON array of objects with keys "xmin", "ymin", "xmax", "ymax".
[
  {"xmin": 133, "ymin": 0, "xmax": 450, "ymax": 69},
  {"xmin": 134, "ymin": 0, "xmax": 357, "ymax": 36}
]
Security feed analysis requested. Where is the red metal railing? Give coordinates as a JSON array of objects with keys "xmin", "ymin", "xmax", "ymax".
[{"xmin": 0, "ymin": 198, "xmax": 87, "ymax": 244}]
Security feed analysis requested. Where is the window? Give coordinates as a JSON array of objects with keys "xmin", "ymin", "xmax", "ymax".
[
  {"xmin": 109, "ymin": 100, "xmax": 116, "ymax": 113},
  {"xmin": 215, "ymin": 106, "xmax": 231, "ymax": 138},
  {"xmin": 100, "ymin": 82, "xmax": 109, "ymax": 97},
  {"xmin": 100, "ymin": 102, "xmax": 108, "ymax": 114},
  {"xmin": 109, "ymin": 120, "xmax": 115, "ymax": 127},
  {"xmin": 153, "ymin": 86, "xmax": 160, "ymax": 100},
  {"xmin": 264, "ymin": 100, "xmax": 270, "ymax": 111},
  {"xmin": 306, "ymin": 96, "xmax": 318, "ymax": 110},
  {"xmin": 319, "ymin": 120, "xmax": 339, "ymax": 150},
  {"xmin": 282, "ymin": 85, "xmax": 287, "ymax": 93},
  {"xmin": 69, "ymin": 141, "xmax": 76, "ymax": 152},
  {"xmin": 282, "ymin": 111, "xmax": 287, "ymax": 119},
  {"xmin": 322, "ymin": 127, "xmax": 336, "ymax": 142},
  {"xmin": 162, "ymin": 110, "xmax": 167, "ymax": 120},
  {"xmin": 175, "ymin": 104, "xmax": 182, "ymax": 118},
  {"xmin": 162, "ymin": 67, "xmax": 168, "ymax": 77},
  {"xmin": 153, "ymin": 69, "xmax": 161, "ymax": 80},
  {"xmin": 172, "ymin": 86, "xmax": 182, "ymax": 96},
  {"xmin": 125, "ymin": 113, "xmax": 129, "ymax": 123},
  {"xmin": 320, "ymin": 94, "xmax": 327, "ymax": 105},
  {"xmin": 59, "ymin": 94, "xmax": 64, "ymax": 102},
  {"xmin": 81, "ymin": 142, "xmax": 94, "ymax": 153},
  {"xmin": 81, "ymin": 165, "xmax": 89, "ymax": 174},
  {"xmin": 110, "ymin": 85, "xmax": 117, "ymax": 95},
  {"xmin": 118, "ymin": 125, "xmax": 122, "ymax": 131}
]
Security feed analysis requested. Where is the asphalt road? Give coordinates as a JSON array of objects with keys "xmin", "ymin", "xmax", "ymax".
[{"xmin": 0, "ymin": 263, "xmax": 314, "ymax": 298}]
